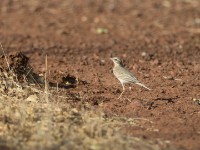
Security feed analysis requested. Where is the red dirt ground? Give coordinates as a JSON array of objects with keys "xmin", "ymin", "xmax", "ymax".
[{"xmin": 0, "ymin": 0, "xmax": 200, "ymax": 149}]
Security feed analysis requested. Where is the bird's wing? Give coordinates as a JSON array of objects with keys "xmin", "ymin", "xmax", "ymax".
[{"xmin": 114, "ymin": 67, "xmax": 139, "ymax": 83}]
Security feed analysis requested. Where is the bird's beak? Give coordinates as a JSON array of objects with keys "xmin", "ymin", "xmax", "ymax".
[{"xmin": 110, "ymin": 58, "xmax": 113, "ymax": 60}]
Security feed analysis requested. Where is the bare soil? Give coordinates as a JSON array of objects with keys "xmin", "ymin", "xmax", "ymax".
[{"xmin": 0, "ymin": 0, "xmax": 200, "ymax": 150}]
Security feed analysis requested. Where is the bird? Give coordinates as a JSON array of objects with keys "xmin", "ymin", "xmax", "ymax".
[{"xmin": 110, "ymin": 57, "xmax": 151, "ymax": 99}]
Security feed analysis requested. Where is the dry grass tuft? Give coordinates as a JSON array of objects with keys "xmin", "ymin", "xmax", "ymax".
[{"xmin": 0, "ymin": 101, "xmax": 162, "ymax": 150}]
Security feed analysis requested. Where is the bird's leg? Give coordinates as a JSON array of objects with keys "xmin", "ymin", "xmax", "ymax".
[
  {"xmin": 118, "ymin": 83, "xmax": 125, "ymax": 99},
  {"xmin": 129, "ymin": 86, "xmax": 132, "ymax": 91}
]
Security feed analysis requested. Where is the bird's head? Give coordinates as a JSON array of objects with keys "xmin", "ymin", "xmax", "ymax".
[{"xmin": 110, "ymin": 57, "xmax": 123, "ymax": 66}]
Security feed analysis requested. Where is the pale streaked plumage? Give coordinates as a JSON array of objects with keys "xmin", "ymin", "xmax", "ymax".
[{"xmin": 110, "ymin": 57, "xmax": 151, "ymax": 99}]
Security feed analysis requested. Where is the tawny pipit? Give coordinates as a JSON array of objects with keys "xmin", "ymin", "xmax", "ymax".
[{"xmin": 110, "ymin": 57, "xmax": 151, "ymax": 99}]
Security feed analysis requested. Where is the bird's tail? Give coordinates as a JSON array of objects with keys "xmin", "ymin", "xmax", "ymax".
[{"xmin": 136, "ymin": 82, "xmax": 151, "ymax": 90}]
